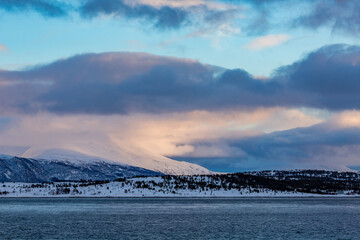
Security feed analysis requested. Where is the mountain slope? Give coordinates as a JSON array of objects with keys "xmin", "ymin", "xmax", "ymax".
[
  {"xmin": 0, "ymin": 154, "xmax": 161, "ymax": 183},
  {"xmin": 20, "ymin": 146, "xmax": 212, "ymax": 175}
]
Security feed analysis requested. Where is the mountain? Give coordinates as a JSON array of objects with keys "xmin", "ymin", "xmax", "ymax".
[
  {"xmin": 0, "ymin": 152, "xmax": 161, "ymax": 183},
  {"xmin": 2, "ymin": 146, "xmax": 212, "ymax": 175}
]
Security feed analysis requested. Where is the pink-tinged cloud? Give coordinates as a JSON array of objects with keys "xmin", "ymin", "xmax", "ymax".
[
  {"xmin": 0, "ymin": 107, "xmax": 324, "ymax": 172},
  {"xmin": 80, "ymin": 0, "xmax": 241, "ymax": 30},
  {"xmin": 3, "ymin": 109, "xmax": 360, "ymax": 172},
  {"xmin": 247, "ymin": 34, "xmax": 290, "ymax": 50},
  {"xmin": 125, "ymin": 0, "xmax": 233, "ymax": 10},
  {"xmin": 0, "ymin": 44, "xmax": 7, "ymax": 51}
]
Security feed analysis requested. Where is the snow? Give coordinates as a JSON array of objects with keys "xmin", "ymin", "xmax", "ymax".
[
  {"xmin": 1, "ymin": 176, "xmax": 358, "ymax": 198},
  {"xmin": 18, "ymin": 146, "xmax": 212, "ymax": 175},
  {"xmin": 30, "ymin": 148, "xmax": 119, "ymax": 165},
  {"xmin": 0, "ymin": 154, "xmax": 13, "ymax": 160}
]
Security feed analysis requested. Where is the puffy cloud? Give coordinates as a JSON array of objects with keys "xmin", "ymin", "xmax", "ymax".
[{"xmin": 0, "ymin": 0, "xmax": 67, "ymax": 17}]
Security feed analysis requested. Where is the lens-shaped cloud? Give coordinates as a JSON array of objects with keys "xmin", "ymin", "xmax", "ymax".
[{"xmin": 0, "ymin": 44, "xmax": 359, "ymax": 114}]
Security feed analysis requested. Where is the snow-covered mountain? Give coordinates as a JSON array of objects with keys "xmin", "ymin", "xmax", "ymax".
[
  {"xmin": 21, "ymin": 147, "xmax": 212, "ymax": 175},
  {"xmin": 0, "ymin": 146, "xmax": 212, "ymax": 178},
  {"xmin": 0, "ymin": 153, "xmax": 161, "ymax": 183},
  {"xmin": 26, "ymin": 148, "xmax": 119, "ymax": 165}
]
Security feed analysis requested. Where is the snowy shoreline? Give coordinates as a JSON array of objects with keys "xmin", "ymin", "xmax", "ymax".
[
  {"xmin": 2, "ymin": 171, "xmax": 360, "ymax": 198},
  {"xmin": 2, "ymin": 196, "xmax": 360, "ymax": 198},
  {"xmin": 1, "ymin": 181, "xmax": 359, "ymax": 198}
]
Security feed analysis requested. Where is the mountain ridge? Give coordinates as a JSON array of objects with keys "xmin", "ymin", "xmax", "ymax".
[
  {"xmin": 0, "ymin": 155, "xmax": 162, "ymax": 183},
  {"xmin": 0, "ymin": 146, "xmax": 212, "ymax": 176}
]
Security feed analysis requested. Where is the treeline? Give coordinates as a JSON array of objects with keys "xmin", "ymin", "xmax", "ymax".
[
  {"xmin": 2, "ymin": 170, "xmax": 360, "ymax": 196},
  {"xmin": 123, "ymin": 170, "xmax": 360, "ymax": 195}
]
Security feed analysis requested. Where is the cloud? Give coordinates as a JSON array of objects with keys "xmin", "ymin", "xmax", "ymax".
[
  {"xmin": 328, "ymin": 110, "xmax": 360, "ymax": 129},
  {"xmin": 80, "ymin": 0, "xmax": 189, "ymax": 30},
  {"xmin": 173, "ymin": 110, "xmax": 360, "ymax": 172},
  {"xmin": 79, "ymin": 0, "xmax": 241, "ymax": 30},
  {"xmin": 278, "ymin": 44, "xmax": 360, "ymax": 109},
  {"xmin": 0, "ymin": 43, "xmax": 7, "ymax": 51},
  {"xmin": 1, "ymin": 44, "xmax": 360, "ymax": 114},
  {"xmin": 3, "ymin": 107, "xmax": 355, "ymax": 173},
  {"xmin": 0, "ymin": 0, "xmax": 240, "ymax": 31},
  {"xmin": 220, "ymin": 0, "xmax": 360, "ymax": 36},
  {"xmin": 159, "ymin": 9, "xmax": 242, "ymax": 47},
  {"xmin": 0, "ymin": 52, "xmax": 216, "ymax": 114},
  {"xmin": 0, "ymin": 0, "xmax": 67, "ymax": 17},
  {"xmin": 2, "ymin": 0, "xmax": 360, "ymax": 35},
  {"xmin": 295, "ymin": 0, "xmax": 360, "ymax": 35},
  {"xmin": 232, "ymin": 122, "xmax": 360, "ymax": 171},
  {"xmin": 0, "ymin": 107, "xmax": 323, "ymax": 171},
  {"xmin": 2, "ymin": 0, "xmax": 355, "ymax": 37},
  {"xmin": 2, "ymin": 43, "xmax": 360, "ymax": 172},
  {"xmin": 0, "ymin": 0, "xmax": 239, "ymax": 31},
  {"xmin": 217, "ymin": 0, "xmax": 299, "ymax": 35},
  {"xmin": 246, "ymin": 34, "xmax": 290, "ymax": 50},
  {"xmin": 125, "ymin": 0, "xmax": 230, "ymax": 10}
]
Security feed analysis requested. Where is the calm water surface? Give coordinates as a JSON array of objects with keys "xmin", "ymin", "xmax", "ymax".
[{"xmin": 0, "ymin": 197, "xmax": 359, "ymax": 239}]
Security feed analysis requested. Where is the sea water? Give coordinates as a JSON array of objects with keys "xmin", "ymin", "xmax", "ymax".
[{"xmin": 0, "ymin": 198, "xmax": 359, "ymax": 239}]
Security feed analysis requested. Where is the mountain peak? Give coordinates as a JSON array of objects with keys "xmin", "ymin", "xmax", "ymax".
[
  {"xmin": 28, "ymin": 148, "xmax": 118, "ymax": 165},
  {"xmin": 0, "ymin": 145, "xmax": 211, "ymax": 175}
]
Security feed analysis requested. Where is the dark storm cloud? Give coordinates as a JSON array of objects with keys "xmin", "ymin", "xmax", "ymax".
[
  {"xmin": 0, "ymin": 0, "xmax": 67, "ymax": 17},
  {"xmin": 0, "ymin": 53, "xmax": 283, "ymax": 114},
  {"xmin": 0, "ymin": 52, "xmax": 217, "ymax": 114},
  {"xmin": 174, "ymin": 123, "xmax": 360, "ymax": 172},
  {"xmin": 0, "ymin": 44, "xmax": 360, "ymax": 114},
  {"xmin": 275, "ymin": 44, "xmax": 360, "ymax": 110},
  {"xmin": 230, "ymin": 125, "xmax": 360, "ymax": 161}
]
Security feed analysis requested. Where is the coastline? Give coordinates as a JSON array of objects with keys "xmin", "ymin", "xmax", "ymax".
[{"xmin": 2, "ymin": 195, "xmax": 360, "ymax": 198}]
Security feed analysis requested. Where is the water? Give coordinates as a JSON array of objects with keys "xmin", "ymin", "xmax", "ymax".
[{"xmin": 0, "ymin": 198, "xmax": 359, "ymax": 240}]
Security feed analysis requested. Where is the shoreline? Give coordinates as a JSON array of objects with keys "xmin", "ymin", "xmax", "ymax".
[{"xmin": 2, "ymin": 195, "xmax": 360, "ymax": 199}]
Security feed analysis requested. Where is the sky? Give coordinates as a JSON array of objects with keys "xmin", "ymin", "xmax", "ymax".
[{"xmin": 1, "ymin": 0, "xmax": 360, "ymax": 172}]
